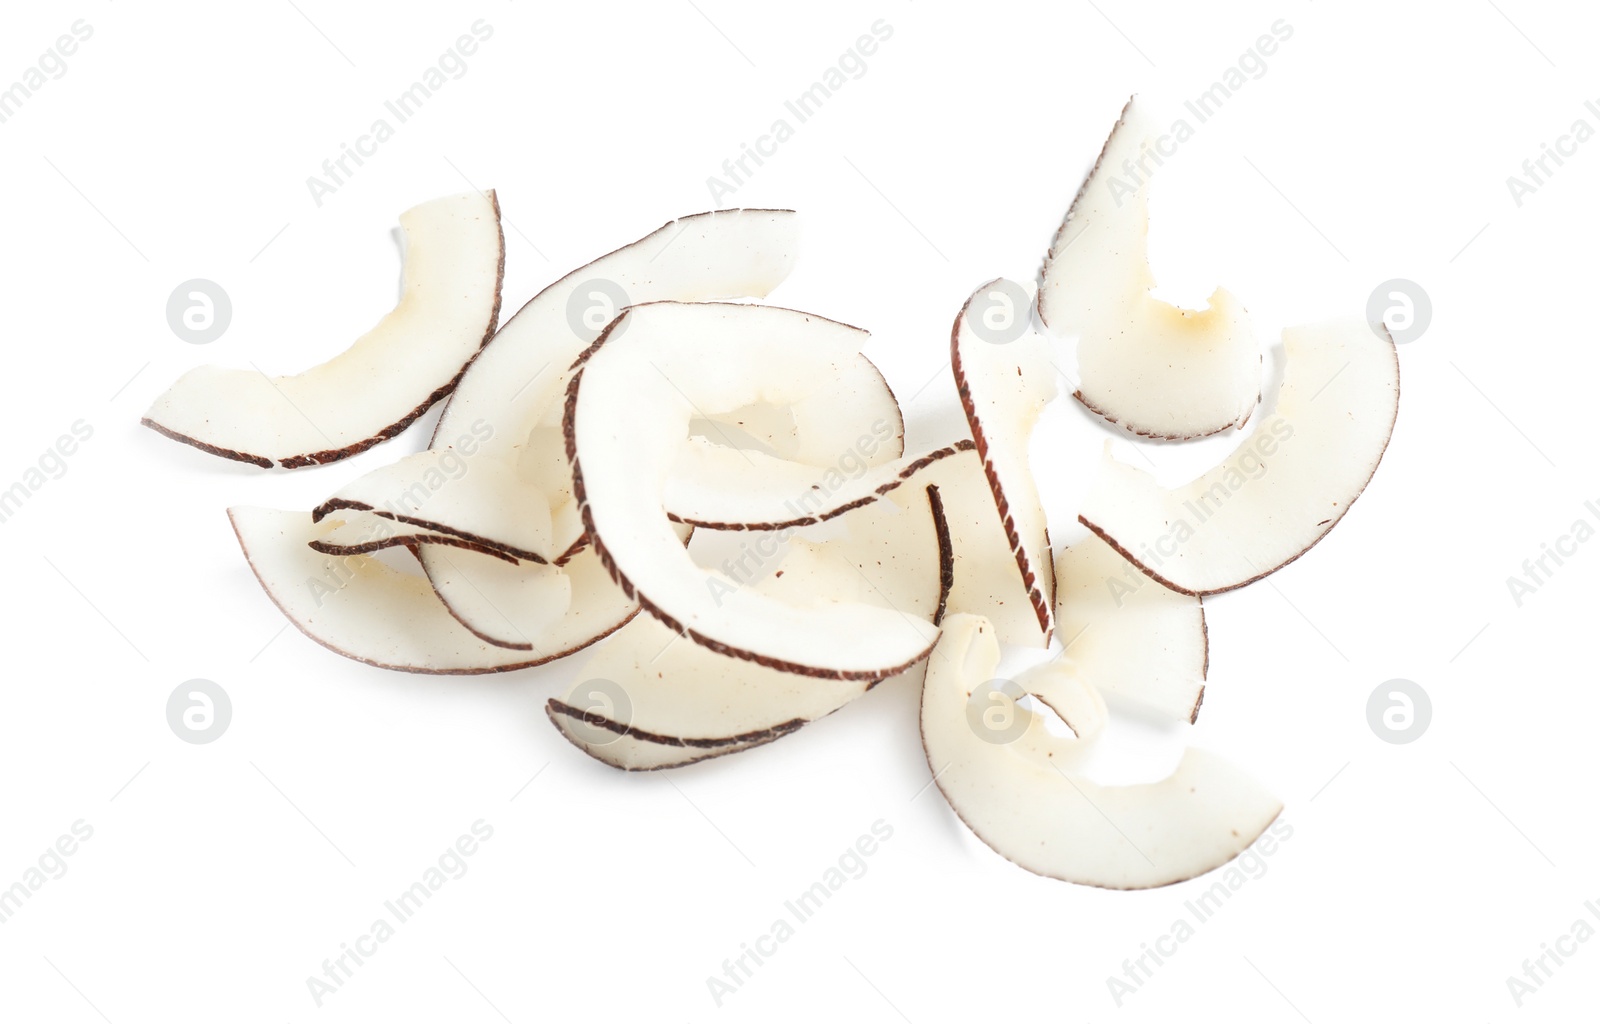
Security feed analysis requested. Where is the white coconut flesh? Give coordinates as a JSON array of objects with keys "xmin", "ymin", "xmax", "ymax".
[
  {"xmin": 951, "ymin": 278, "xmax": 1058, "ymax": 641},
  {"xmin": 144, "ymin": 191, "xmax": 505, "ymax": 468},
  {"xmin": 567, "ymin": 301, "xmax": 941, "ymax": 680},
  {"xmin": 1078, "ymin": 318, "xmax": 1400, "ymax": 596},
  {"xmin": 437, "ymin": 209, "xmax": 800, "ymax": 445},
  {"xmin": 547, "ymin": 486, "xmax": 952, "ymax": 770},
  {"xmin": 552, "ymin": 725, "xmax": 772, "ymax": 773},
  {"xmin": 305, "ymin": 513, "xmax": 518, "ymax": 564},
  {"xmin": 315, "ymin": 353, "xmax": 901, "ymax": 560},
  {"xmin": 1016, "ymin": 660, "xmax": 1109, "ymax": 741},
  {"xmin": 418, "ymin": 546, "xmax": 574, "ymax": 650},
  {"xmin": 417, "ymin": 520, "xmax": 693, "ymax": 651},
  {"xmin": 898, "ymin": 447, "xmax": 1050, "ymax": 647},
  {"xmin": 662, "ymin": 436, "xmax": 972, "ymax": 531},
  {"xmin": 676, "ymin": 358, "xmax": 905, "ymax": 475},
  {"xmin": 228, "ymin": 507, "xmax": 637, "ymax": 674},
  {"xmin": 314, "ymin": 449, "xmax": 555, "ymax": 562},
  {"xmin": 1039, "ymin": 98, "xmax": 1260, "ymax": 440},
  {"xmin": 920, "ymin": 614, "xmax": 1282, "ymax": 890},
  {"xmin": 164, "ymin": 180, "xmax": 1399, "ymax": 889},
  {"xmin": 435, "ymin": 209, "xmax": 804, "ymax": 547},
  {"xmin": 1054, "ymin": 534, "xmax": 1208, "ymax": 722},
  {"xmin": 609, "ymin": 350, "xmax": 907, "ymax": 533},
  {"xmin": 785, "ymin": 355, "xmax": 905, "ymax": 465}
]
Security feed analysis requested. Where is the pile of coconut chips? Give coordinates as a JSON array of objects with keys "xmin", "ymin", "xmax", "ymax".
[{"xmin": 145, "ymin": 97, "xmax": 1400, "ymax": 891}]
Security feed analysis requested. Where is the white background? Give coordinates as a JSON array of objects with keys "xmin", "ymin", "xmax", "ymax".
[{"xmin": 2, "ymin": 0, "xmax": 1597, "ymax": 1020}]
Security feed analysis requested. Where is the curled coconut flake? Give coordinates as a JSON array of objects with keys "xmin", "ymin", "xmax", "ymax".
[
  {"xmin": 1078, "ymin": 318, "xmax": 1399, "ymax": 596},
  {"xmin": 921, "ymin": 613, "xmax": 1282, "ymax": 890},
  {"xmin": 145, "ymin": 191, "xmax": 505, "ymax": 468},
  {"xmin": 1039, "ymin": 97, "xmax": 1260, "ymax": 440}
]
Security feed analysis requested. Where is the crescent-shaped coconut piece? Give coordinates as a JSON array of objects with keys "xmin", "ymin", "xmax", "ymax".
[
  {"xmin": 227, "ymin": 507, "xmax": 637, "ymax": 674},
  {"xmin": 1039, "ymin": 97, "xmax": 1260, "ymax": 440},
  {"xmin": 442, "ymin": 208, "xmax": 805, "ymax": 555},
  {"xmin": 305, "ymin": 512, "xmax": 519, "ymax": 564},
  {"xmin": 1016, "ymin": 660, "xmax": 1109, "ymax": 742},
  {"xmin": 143, "ymin": 191, "xmax": 505, "ymax": 468},
  {"xmin": 920, "ymin": 613, "xmax": 1282, "ymax": 890},
  {"xmin": 304, "ymin": 513, "xmax": 582, "ymax": 648},
  {"xmin": 1054, "ymin": 535, "xmax": 1208, "ymax": 722},
  {"xmin": 418, "ymin": 547, "xmax": 575, "ymax": 650},
  {"xmin": 682, "ymin": 356, "xmax": 907, "ymax": 467},
  {"xmin": 339, "ymin": 351, "xmax": 904, "ymax": 648},
  {"xmin": 303, "ymin": 208, "xmax": 801, "ymax": 563},
  {"xmin": 663, "ymin": 437, "xmax": 971, "ymax": 531},
  {"xmin": 951, "ymin": 278, "xmax": 1057, "ymax": 640},
  {"xmin": 312, "ymin": 352, "xmax": 901, "ymax": 559},
  {"xmin": 567, "ymin": 301, "xmax": 941, "ymax": 681},
  {"xmin": 1079, "ymin": 318, "xmax": 1400, "ymax": 596},
  {"xmin": 898, "ymin": 446, "xmax": 1049, "ymax": 647},
  {"xmin": 547, "ymin": 485, "xmax": 953, "ymax": 770},
  {"xmin": 417, "ymin": 521, "xmax": 694, "ymax": 652},
  {"xmin": 314, "ymin": 449, "xmax": 554, "ymax": 563}
]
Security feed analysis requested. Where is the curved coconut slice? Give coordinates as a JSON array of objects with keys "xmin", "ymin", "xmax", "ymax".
[
  {"xmin": 921, "ymin": 614, "xmax": 1281, "ymax": 889},
  {"xmin": 1039, "ymin": 98, "xmax": 1260, "ymax": 440},
  {"xmin": 299, "ymin": 209, "xmax": 798, "ymax": 563},
  {"xmin": 567, "ymin": 302, "xmax": 940, "ymax": 680},
  {"xmin": 436, "ymin": 209, "xmax": 800, "ymax": 444},
  {"xmin": 547, "ymin": 622, "xmax": 877, "ymax": 770},
  {"xmin": 547, "ymin": 486, "xmax": 947, "ymax": 768},
  {"xmin": 306, "ymin": 513, "xmax": 518, "ymax": 564},
  {"xmin": 785, "ymin": 355, "xmax": 905, "ymax": 467},
  {"xmin": 682, "ymin": 359, "xmax": 905, "ymax": 468},
  {"xmin": 548, "ymin": 486, "xmax": 953, "ymax": 770},
  {"xmin": 314, "ymin": 449, "xmax": 554, "ymax": 563},
  {"xmin": 575, "ymin": 349, "xmax": 905, "ymax": 537},
  {"xmin": 1054, "ymin": 535, "xmax": 1207, "ymax": 722},
  {"xmin": 419, "ymin": 547, "xmax": 574, "ymax": 650},
  {"xmin": 1079, "ymin": 319, "xmax": 1400, "ymax": 596},
  {"xmin": 547, "ymin": 721, "xmax": 776, "ymax": 772},
  {"xmin": 144, "ymin": 191, "xmax": 504, "ymax": 468},
  {"xmin": 890, "ymin": 446, "xmax": 1048, "ymax": 647},
  {"xmin": 415, "ymin": 521, "xmax": 692, "ymax": 650},
  {"xmin": 434, "ymin": 208, "xmax": 803, "ymax": 546},
  {"xmin": 228, "ymin": 507, "xmax": 636, "ymax": 674},
  {"xmin": 952, "ymin": 278, "xmax": 1057, "ymax": 640},
  {"xmin": 314, "ymin": 353, "xmax": 902, "ymax": 560},
  {"xmin": 663, "ymin": 437, "xmax": 972, "ymax": 531},
  {"xmin": 1017, "ymin": 660, "xmax": 1109, "ymax": 742}
]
